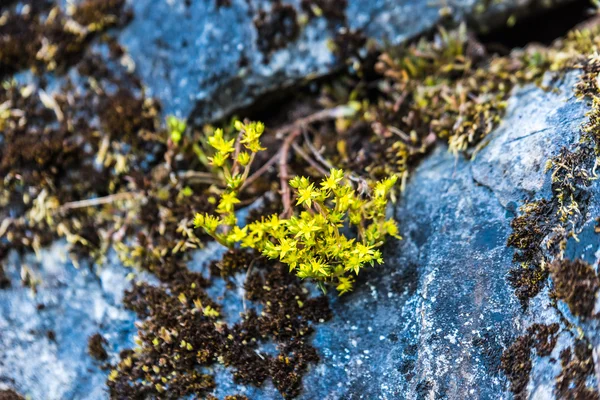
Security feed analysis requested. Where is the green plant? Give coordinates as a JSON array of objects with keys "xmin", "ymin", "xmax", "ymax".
[
  {"xmin": 193, "ymin": 120, "xmax": 400, "ymax": 294},
  {"xmin": 167, "ymin": 115, "xmax": 187, "ymax": 144}
]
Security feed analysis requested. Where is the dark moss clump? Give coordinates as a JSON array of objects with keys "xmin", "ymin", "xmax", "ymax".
[
  {"xmin": 0, "ymin": 389, "xmax": 25, "ymax": 400},
  {"xmin": 0, "ymin": 264, "xmax": 10, "ymax": 289},
  {"xmin": 99, "ymin": 88, "xmax": 159, "ymax": 139},
  {"xmin": 502, "ymin": 336, "xmax": 532, "ymax": 400},
  {"xmin": 507, "ymin": 266, "xmax": 549, "ymax": 310},
  {"xmin": 0, "ymin": 12, "xmax": 41, "ymax": 75},
  {"xmin": 0, "ymin": 51, "xmax": 166, "ymax": 265},
  {"xmin": 46, "ymin": 330, "xmax": 56, "ymax": 342},
  {"xmin": 0, "ymin": 0, "xmax": 129, "ymax": 76},
  {"xmin": 270, "ymin": 341, "xmax": 319, "ymax": 398},
  {"xmin": 506, "ymin": 199, "xmax": 554, "ymax": 307},
  {"xmin": 556, "ymin": 339, "xmax": 599, "ymax": 400},
  {"xmin": 331, "ymin": 28, "xmax": 368, "ymax": 64},
  {"xmin": 109, "ymin": 260, "xmax": 331, "ymax": 399},
  {"xmin": 301, "ymin": 0, "xmax": 347, "ymax": 22},
  {"xmin": 209, "ymin": 248, "xmax": 256, "ymax": 279},
  {"xmin": 550, "ymin": 259, "xmax": 599, "ymax": 318},
  {"xmin": 110, "ymin": 278, "xmax": 218, "ymax": 398},
  {"xmin": 215, "ymin": 0, "xmax": 232, "ymax": 7},
  {"xmin": 254, "ymin": 1, "xmax": 299, "ymax": 61},
  {"xmin": 501, "ymin": 323, "xmax": 560, "ymax": 400},
  {"xmin": 507, "ymin": 200, "xmax": 553, "ymax": 265},
  {"xmin": 72, "ymin": 0, "xmax": 130, "ymax": 28},
  {"xmin": 88, "ymin": 333, "xmax": 109, "ymax": 361}
]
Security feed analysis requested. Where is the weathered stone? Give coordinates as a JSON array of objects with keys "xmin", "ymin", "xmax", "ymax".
[
  {"xmin": 117, "ymin": 0, "xmax": 574, "ymax": 122},
  {"xmin": 3, "ymin": 71, "xmax": 599, "ymax": 399}
]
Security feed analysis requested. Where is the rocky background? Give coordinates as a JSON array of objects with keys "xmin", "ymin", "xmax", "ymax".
[{"xmin": 1, "ymin": 0, "xmax": 600, "ymax": 399}]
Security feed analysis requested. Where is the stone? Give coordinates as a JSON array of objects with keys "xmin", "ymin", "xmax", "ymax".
[
  {"xmin": 2, "ymin": 71, "xmax": 599, "ymax": 398},
  {"xmin": 116, "ymin": 0, "xmax": 574, "ymax": 122}
]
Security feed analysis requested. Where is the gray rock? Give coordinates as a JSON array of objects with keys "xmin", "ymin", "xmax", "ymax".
[
  {"xmin": 117, "ymin": 0, "xmax": 574, "ymax": 122},
  {"xmin": 3, "ymin": 70, "xmax": 599, "ymax": 399},
  {"xmin": 295, "ymin": 72, "xmax": 593, "ymax": 399},
  {"xmin": 0, "ymin": 243, "xmax": 140, "ymax": 399}
]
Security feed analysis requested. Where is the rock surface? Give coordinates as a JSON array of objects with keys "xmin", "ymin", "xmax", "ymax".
[
  {"xmin": 3, "ymin": 70, "xmax": 600, "ymax": 399},
  {"xmin": 117, "ymin": 0, "xmax": 572, "ymax": 122}
]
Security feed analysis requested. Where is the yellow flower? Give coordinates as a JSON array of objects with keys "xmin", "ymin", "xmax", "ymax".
[
  {"xmin": 207, "ymin": 128, "xmax": 235, "ymax": 155},
  {"xmin": 320, "ymin": 168, "xmax": 344, "ymax": 191},
  {"xmin": 336, "ymin": 276, "xmax": 354, "ymax": 295},
  {"xmin": 193, "ymin": 213, "xmax": 204, "ymax": 229},
  {"xmin": 296, "ymin": 184, "xmax": 319, "ymax": 208},
  {"xmin": 203, "ymin": 305, "xmax": 220, "ymax": 318},
  {"xmin": 237, "ymin": 152, "xmax": 251, "ymax": 166},
  {"xmin": 209, "ymin": 152, "xmax": 228, "ymax": 167},
  {"xmin": 192, "ymin": 120, "xmax": 401, "ymax": 295},
  {"xmin": 228, "ymin": 226, "xmax": 247, "ymax": 242},
  {"xmin": 217, "ymin": 191, "xmax": 240, "ymax": 214}
]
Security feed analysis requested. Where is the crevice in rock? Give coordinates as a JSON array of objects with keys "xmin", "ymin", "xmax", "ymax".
[
  {"xmin": 478, "ymin": 0, "xmax": 593, "ymax": 53},
  {"xmin": 504, "ymin": 127, "xmax": 553, "ymax": 145},
  {"xmin": 470, "ymin": 165, "xmax": 510, "ymax": 212}
]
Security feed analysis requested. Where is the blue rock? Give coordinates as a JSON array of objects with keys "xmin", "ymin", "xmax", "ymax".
[
  {"xmin": 2, "ymin": 72, "xmax": 598, "ymax": 399},
  {"xmin": 117, "ymin": 0, "xmax": 571, "ymax": 122}
]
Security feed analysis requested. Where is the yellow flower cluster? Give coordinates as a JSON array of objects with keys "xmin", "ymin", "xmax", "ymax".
[{"xmin": 194, "ymin": 121, "xmax": 400, "ymax": 294}]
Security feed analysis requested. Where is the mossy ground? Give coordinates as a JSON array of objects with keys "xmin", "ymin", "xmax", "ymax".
[{"xmin": 2, "ymin": 0, "xmax": 600, "ymax": 398}]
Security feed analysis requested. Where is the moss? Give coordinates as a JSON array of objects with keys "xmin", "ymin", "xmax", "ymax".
[
  {"xmin": 556, "ymin": 339, "xmax": 599, "ymax": 399},
  {"xmin": 370, "ymin": 24, "xmax": 549, "ymax": 162},
  {"xmin": 506, "ymin": 199, "xmax": 554, "ymax": 307},
  {"xmin": 0, "ymin": 264, "xmax": 10, "ymax": 289},
  {"xmin": 500, "ymin": 323, "xmax": 560, "ymax": 399},
  {"xmin": 209, "ymin": 248, "xmax": 256, "ymax": 279},
  {"xmin": 301, "ymin": 0, "xmax": 347, "ymax": 22},
  {"xmin": 0, "ymin": 390, "xmax": 25, "ymax": 400},
  {"xmin": 254, "ymin": 1, "xmax": 300, "ymax": 61},
  {"xmin": 507, "ymin": 266, "xmax": 549, "ymax": 310},
  {"xmin": 110, "ymin": 260, "xmax": 331, "ymax": 398},
  {"xmin": 503, "ymin": 23, "xmax": 600, "ymax": 313},
  {"xmin": 0, "ymin": 0, "xmax": 129, "ymax": 76},
  {"xmin": 99, "ymin": 89, "xmax": 159, "ymax": 139},
  {"xmin": 88, "ymin": 332, "xmax": 109, "ymax": 361},
  {"xmin": 72, "ymin": 0, "xmax": 130, "ymax": 29},
  {"xmin": 215, "ymin": 0, "xmax": 232, "ymax": 7},
  {"xmin": 550, "ymin": 259, "xmax": 599, "ymax": 318},
  {"xmin": 500, "ymin": 22, "xmax": 600, "ymax": 398}
]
